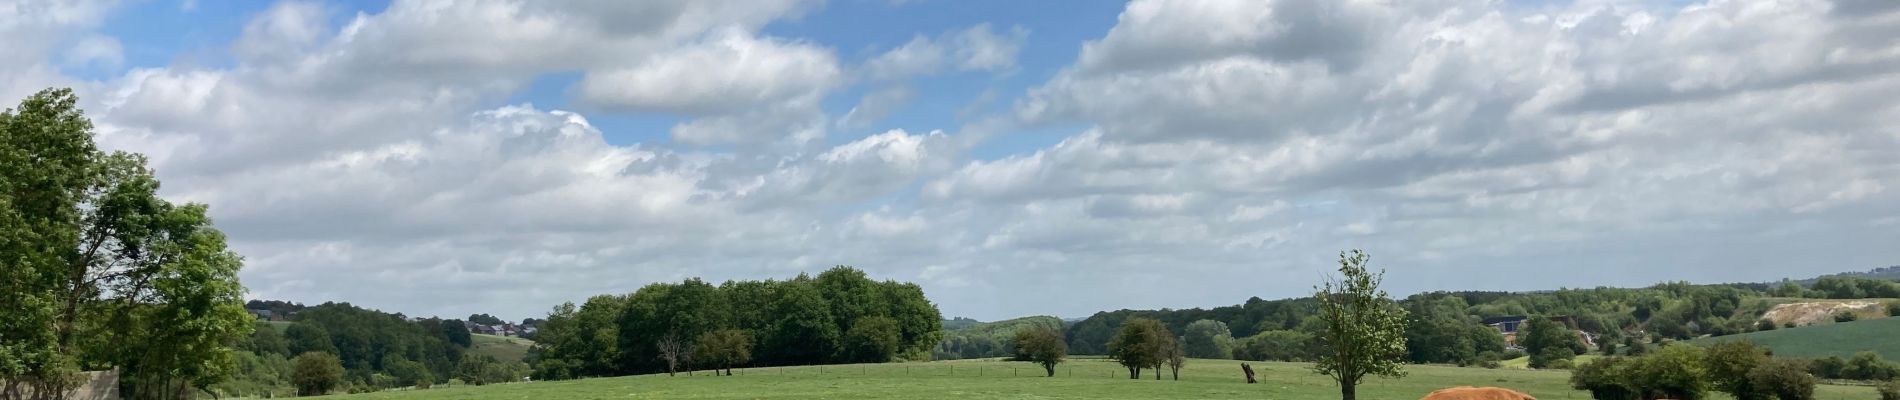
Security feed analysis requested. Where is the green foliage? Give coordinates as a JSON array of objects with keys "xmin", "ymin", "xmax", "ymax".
[
  {"xmin": 531, "ymin": 295, "xmax": 625, "ymax": 379},
  {"xmin": 468, "ymin": 314, "xmax": 505, "ymax": 326},
  {"xmin": 934, "ymin": 316, "xmax": 1062, "ymax": 360},
  {"xmin": 288, "ymin": 303, "xmax": 468, "ymax": 384},
  {"xmin": 454, "ymin": 355, "xmax": 524, "ymax": 385},
  {"xmin": 1233, "ymin": 330, "xmax": 1314, "ymax": 362},
  {"xmin": 693, "ymin": 329, "xmax": 752, "ymax": 375},
  {"xmin": 1812, "ymin": 277, "xmax": 1900, "ymax": 299},
  {"xmin": 284, "ymin": 323, "xmax": 338, "ymax": 356},
  {"xmin": 292, "ymin": 352, "xmax": 345, "ymax": 396},
  {"xmin": 1401, "ymin": 295, "xmax": 1503, "ymax": 366},
  {"xmin": 842, "ymin": 316, "xmax": 902, "ymax": 363},
  {"xmin": 1836, "ymin": 311, "xmax": 1860, "ymax": 323},
  {"xmin": 1689, "ymin": 317, "xmax": 1900, "ymax": 361},
  {"xmin": 1, "ymin": 88, "xmax": 252, "ymax": 400},
  {"xmin": 1180, "ymin": 319, "xmax": 1234, "ymax": 360},
  {"xmin": 1522, "ymin": 316, "xmax": 1579, "ymax": 369},
  {"xmin": 1759, "ymin": 319, "xmax": 1779, "ymax": 331},
  {"xmin": 1880, "ymin": 380, "xmax": 1900, "ymax": 400},
  {"xmin": 1889, "ymin": 302, "xmax": 1900, "ymax": 317},
  {"xmin": 1629, "ymin": 345, "xmax": 1710, "ymax": 400},
  {"xmin": 1747, "ymin": 359, "xmax": 1817, "ymax": 400},
  {"xmin": 1846, "ymin": 352, "xmax": 1900, "ymax": 381},
  {"xmin": 1107, "ymin": 318, "xmax": 1169, "ymax": 379},
  {"xmin": 1570, "ymin": 356, "xmax": 1638, "ymax": 400},
  {"xmin": 1311, "ymin": 250, "xmax": 1408, "ymax": 399},
  {"xmin": 1011, "ymin": 326, "xmax": 1066, "ymax": 377},
  {"xmin": 1705, "ymin": 340, "xmax": 1771, "ymax": 400}
]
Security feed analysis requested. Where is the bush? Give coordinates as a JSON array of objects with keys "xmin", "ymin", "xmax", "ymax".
[
  {"xmin": 1747, "ymin": 359, "xmax": 1816, "ymax": 400},
  {"xmin": 1888, "ymin": 302, "xmax": 1900, "ymax": 317},
  {"xmin": 1835, "ymin": 311, "xmax": 1860, "ymax": 323},
  {"xmin": 291, "ymin": 352, "xmax": 345, "ymax": 396},
  {"xmin": 1706, "ymin": 340, "xmax": 1769, "ymax": 400},
  {"xmin": 1879, "ymin": 380, "xmax": 1900, "ymax": 400},
  {"xmin": 1472, "ymin": 351, "xmax": 1502, "ymax": 369},
  {"xmin": 1500, "ymin": 349, "xmax": 1527, "ymax": 360},
  {"xmin": 1626, "ymin": 345, "xmax": 1708, "ymax": 400},
  {"xmin": 1809, "ymin": 356, "xmax": 1847, "ymax": 379},
  {"xmin": 1531, "ymin": 347, "xmax": 1575, "ymax": 369},
  {"xmin": 1846, "ymin": 352, "xmax": 1900, "ymax": 381},
  {"xmin": 1571, "ymin": 357, "xmax": 1638, "ymax": 400},
  {"xmin": 1784, "ymin": 321, "xmax": 1798, "ymax": 329},
  {"xmin": 1757, "ymin": 319, "xmax": 1778, "ymax": 331}
]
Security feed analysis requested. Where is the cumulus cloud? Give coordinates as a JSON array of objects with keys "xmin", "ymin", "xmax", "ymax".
[
  {"xmin": 6, "ymin": 0, "xmax": 1898, "ymax": 321},
  {"xmin": 863, "ymin": 23, "xmax": 1029, "ymax": 80}
]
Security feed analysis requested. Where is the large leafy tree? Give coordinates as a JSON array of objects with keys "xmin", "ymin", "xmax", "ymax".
[
  {"xmin": 1012, "ymin": 326, "xmax": 1066, "ymax": 377},
  {"xmin": 1181, "ymin": 319, "xmax": 1234, "ymax": 360},
  {"xmin": 1521, "ymin": 315, "xmax": 1582, "ymax": 369},
  {"xmin": 2, "ymin": 88, "xmax": 251, "ymax": 400},
  {"xmin": 692, "ymin": 329, "xmax": 751, "ymax": 376},
  {"xmin": 290, "ymin": 352, "xmax": 343, "ymax": 396},
  {"xmin": 1107, "ymin": 318, "xmax": 1169, "ymax": 379},
  {"xmin": 1311, "ymin": 250, "xmax": 1408, "ymax": 400}
]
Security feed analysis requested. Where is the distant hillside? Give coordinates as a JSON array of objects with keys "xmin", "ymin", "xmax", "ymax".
[
  {"xmin": 1688, "ymin": 316, "xmax": 1900, "ymax": 360},
  {"xmin": 1793, "ymin": 266, "xmax": 1900, "ymax": 285},
  {"xmin": 932, "ymin": 316, "xmax": 1062, "ymax": 360},
  {"xmin": 470, "ymin": 333, "xmax": 535, "ymax": 363},
  {"xmin": 942, "ymin": 317, "xmax": 984, "ymax": 331}
]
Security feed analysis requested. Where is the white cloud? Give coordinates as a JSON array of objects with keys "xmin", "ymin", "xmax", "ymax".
[
  {"xmin": 576, "ymin": 30, "xmax": 842, "ymax": 115},
  {"xmin": 863, "ymin": 23, "xmax": 1028, "ymax": 81},
  {"xmin": 5, "ymin": 0, "xmax": 1898, "ymax": 322}
]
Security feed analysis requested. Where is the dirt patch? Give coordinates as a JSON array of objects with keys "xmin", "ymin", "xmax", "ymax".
[
  {"xmin": 1761, "ymin": 301, "xmax": 1887, "ymax": 326},
  {"xmin": 1419, "ymin": 386, "xmax": 1536, "ymax": 400}
]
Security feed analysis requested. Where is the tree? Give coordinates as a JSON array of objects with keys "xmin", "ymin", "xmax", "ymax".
[
  {"xmin": 1162, "ymin": 336, "xmax": 1187, "ymax": 381},
  {"xmin": 1012, "ymin": 327, "xmax": 1067, "ymax": 377},
  {"xmin": 1521, "ymin": 316, "xmax": 1578, "ymax": 369},
  {"xmin": 1626, "ymin": 345, "xmax": 1708, "ymax": 400},
  {"xmin": 290, "ymin": 352, "xmax": 344, "ymax": 396},
  {"xmin": 1311, "ymin": 250, "xmax": 1409, "ymax": 400},
  {"xmin": 1235, "ymin": 330, "xmax": 1314, "ymax": 362},
  {"xmin": 1, "ymin": 88, "xmax": 252, "ymax": 400},
  {"xmin": 1107, "ymin": 318, "xmax": 1168, "ymax": 379},
  {"xmin": 1706, "ymin": 340, "xmax": 1770, "ymax": 400},
  {"xmin": 1181, "ymin": 319, "xmax": 1235, "ymax": 360},
  {"xmin": 693, "ymin": 329, "xmax": 752, "ymax": 376},
  {"xmin": 655, "ymin": 332, "xmax": 690, "ymax": 377},
  {"xmin": 467, "ymin": 314, "xmax": 505, "ymax": 326},
  {"xmin": 1570, "ymin": 357, "xmax": 1637, "ymax": 400},
  {"xmin": 842, "ymin": 316, "xmax": 902, "ymax": 363},
  {"xmin": 1834, "ymin": 311, "xmax": 1859, "ymax": 323},
  {"xmin": 1746, "ymin": 359, "xmax": 1815, "ymax": 400}
]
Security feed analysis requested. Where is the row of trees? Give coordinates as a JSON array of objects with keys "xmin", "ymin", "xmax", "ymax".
[
  {"xmin": 1572, "ymin": 341, "xmax": 1816, "ymax": 400},
  {"xmin": 2, "ymin": 88, "xmax": 253, "ymax": 400},
  {"xmin": 529, "ymin": 266, "xmax": 944, "ymax": 379}
]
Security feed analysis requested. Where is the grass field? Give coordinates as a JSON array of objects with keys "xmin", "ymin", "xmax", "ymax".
[
  {"xmin": 1688, "ymin": 316, "xmax": 1900, "ymax": 360},
  {"xmin": 1496, "ymin": 355, "xmax": 1600, "ymax": 370},
  {"xmin": 469, "ymin": 334, "xmax": 534, "ymax": 364},
  {"xmin": 314, "ymin": 357, "xmax": 1881, "ymax": 399}
]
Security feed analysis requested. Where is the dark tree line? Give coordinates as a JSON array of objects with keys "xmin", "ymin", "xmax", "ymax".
[{"xmin": 530, "ymin": 266, "xmax": 943, "ymax": 379}]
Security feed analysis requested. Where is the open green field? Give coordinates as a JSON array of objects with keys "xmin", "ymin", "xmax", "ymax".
[
  {"xmin": 469, "ymin": 334, "xmax": 534, "ymax": 363},
  {"xmin": 1496, "ymin": 355, "xmax": 1601, "ymax": 370},
  {"xmin": 315, "ymin": 357, "xmax": 1881, "ymax": 399},
  {"xmin": 1688, "ymin": 316, "xmax": 1900, "ymax": 360}
]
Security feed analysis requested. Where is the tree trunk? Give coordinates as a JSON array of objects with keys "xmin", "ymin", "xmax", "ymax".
[
  {"xmin": 1128, "ymin": 367, "xmax": 1139, "ymax": 379},
  {"xmin": 1170, "ymin": 367, "xmax": 1179, "ymax": 381},
  {"xmin": 1341, "ymin": 382, "xmax": 1356, "ymax": 400},
  {"xmin": 1043, "ymin": 363, "xmax": 1055, "ymax": 377},
  {"xmin": 1153, "ymin": 366, "xmax": 1160, "ymax": 380}
]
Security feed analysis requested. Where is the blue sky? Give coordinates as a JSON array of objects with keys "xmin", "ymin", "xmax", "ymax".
[{"xmin": 9, "ymin": 0, "xmax": 1899, "ymax": 321}]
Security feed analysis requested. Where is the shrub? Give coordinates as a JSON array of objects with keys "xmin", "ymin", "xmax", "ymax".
[
  {"xmin": 1888, "ymin": 302, "xmax": 1900, "ymax": 317},
  {"xmin": 1879, "ymin": 380, "xmax": 1900, "ymax": 400},
  {"xmin": 1846, "ymin": 351, "xmax": 1900, "ymax": 381},
  {"xmin": 1747, "ymin": 359, "xmax": 1816, "ymax": 400},
  {"xmin": 1626, "ymin": 345, "xmax": 1708, "ymax": 400},
  {"xmin": 1473, "ymin": 351, "xmax": 1502, "ymax": 369},
  {"xmin": 1706, "ymin": 340, "xmax": 1770, "ymax": 400},
  {"xmin": 291, "ymin": 352, "xmax": 345, "ymax": 396},
  {"xmin": 1809, "ymin": 356, "xmax": 1847, "ymax": 379},
  {"xmin": 1835, "ymin": 311, "xmax": 1860, "ymax": 323},
  {"xmin": 1531, "ymin": 347, "xmax": 1575, "ymax": 369},
  {"xmin": 1757, "ymin": 319, "xmax": 1778, "ymax": 331},
  {"xmin": 1500, "ymin": 349, "xmax": 1527, "ymax": 360},
  {"xmin": 1571, "ymin": 357, "xmax": 1638, "ymax": 400},
  {"xmin": 1784, "ymin": 321, "xmax": 1798, "ymax": 329}
]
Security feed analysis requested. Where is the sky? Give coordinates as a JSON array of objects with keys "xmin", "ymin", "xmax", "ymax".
[{"xmin": 4, "ymin": 0, "xmax": 1898, "ymax": 322}]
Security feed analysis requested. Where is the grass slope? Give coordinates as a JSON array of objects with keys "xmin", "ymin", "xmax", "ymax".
[
  {"xmin": 469, "ymin": 334, "xmax": 534, "ymax": 364},
  {"xmin": 315, "ymin": 357, "xmax": 1879, "ymax": 399},
  {"xmin": 1688, "ymin": 316, "xmax": 1900, "ymax": 360}
]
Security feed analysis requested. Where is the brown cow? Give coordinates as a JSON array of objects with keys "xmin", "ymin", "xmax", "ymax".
[{"xmin": 1418, "ymin": 386, "xmax": 1537, "ymax": 400}]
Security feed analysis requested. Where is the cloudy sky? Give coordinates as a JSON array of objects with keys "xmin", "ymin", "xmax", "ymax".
[{"xmin": 6, "ymin": 0, "xmax": 1898, "ymax": 322}]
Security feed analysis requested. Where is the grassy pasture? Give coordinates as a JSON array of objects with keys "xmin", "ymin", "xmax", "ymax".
[
  {"xmin": 469, "ymin": 334, "xmax": 534, "ymax": 364},
  {"xmin": 314, "ymin": 357, "xmax": 1881, "ymax": 399}
]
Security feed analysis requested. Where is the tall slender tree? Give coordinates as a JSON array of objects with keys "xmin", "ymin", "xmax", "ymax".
[{"xmin": 1311, "ymin": 250, "xmax": 1409, "ymax": 400}]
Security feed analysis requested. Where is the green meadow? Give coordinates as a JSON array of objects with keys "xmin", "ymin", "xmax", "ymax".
[
  {"xmin": 1688, "ymin": 317, "xmax": 1900, "ymax": 360},
  {"xmin": 314, "ymin": 357, "xmax": 1881, "ymax": 400}
]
